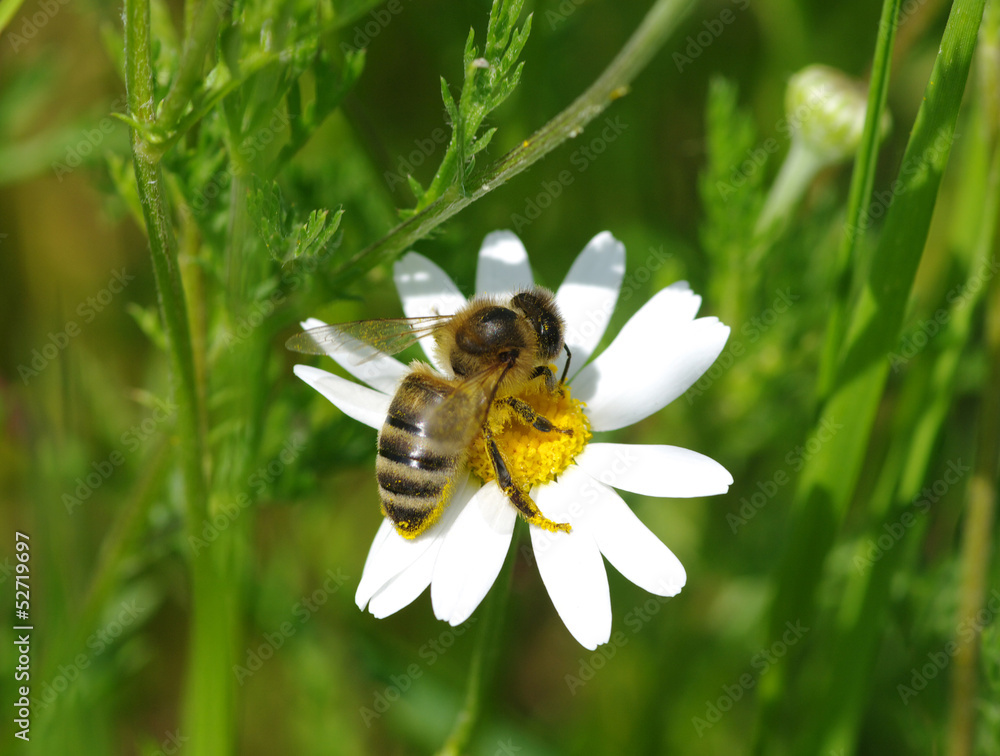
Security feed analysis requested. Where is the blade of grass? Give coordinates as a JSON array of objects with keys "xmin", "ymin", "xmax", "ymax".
[
  {"xmin": 816, "ymin": 0, "xmax": 901, "ymax": 399},
  {"xmin": 752, "ymin": 0, "xmax": 988, "ymax": 751},
  {"xmin": 0, "ymin": 0, "xmax": 26, "ymax": 36}
]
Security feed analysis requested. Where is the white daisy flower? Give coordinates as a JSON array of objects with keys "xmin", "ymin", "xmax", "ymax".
[{"xmin": 293, "ymin": 231, "xmax": 733, "ymax": 649}]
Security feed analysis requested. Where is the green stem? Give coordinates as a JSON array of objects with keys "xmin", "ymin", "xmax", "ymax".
[
  {"xmin": 817, "ymin": 0, "xmax": 901, "ymax": 399},
  {"xmin": 334, "ymin": 0, "xmax": 696, "ymax": 279},
  {"xmin": 754, "ymin": 137, "xmax": 825, "ymax": 236},
  {"xmin": 126, "ymin": 2, "xmax": 236, "ymax": 753},
  {"xmin": 124, "ymin": 0, "xmax": 207, "ymax": 531},
  {"xmin": 435, "ymin": 528, "xmax": 519, "ymax": 756}
]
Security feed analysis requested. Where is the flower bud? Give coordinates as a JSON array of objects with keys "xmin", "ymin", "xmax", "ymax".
[
  {"xmin": 784, "ymin": 64, "xmax": 890, "ymax": 166},
  {"xmin": 756, "ymin": 64, "xmax": 891, "ymax": 235}
]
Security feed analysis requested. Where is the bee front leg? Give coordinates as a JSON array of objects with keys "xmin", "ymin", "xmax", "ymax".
[
  {"xmin": 529, "ymin": 365, "xmax": 559, "ymax": 392},
  {"xmin": 500, "ymin": 396, "xmax": 573, "ymax": 436},
  {"xmin": 484, "ymin": 434, "xmax": 571, "ymax": 534}
]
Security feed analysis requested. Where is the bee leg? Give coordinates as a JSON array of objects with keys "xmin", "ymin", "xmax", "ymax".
[
  {"xmin": 529, "ymin": 365, "xmax": 559, "ymax": 392},
  {"xmin": 484, "ymin": 435, "xmax": 571, "ymax": 533},
  {"xmin": 530, "ymin": 345, "xmax": 573, "ymax": 392},
  {"xmin": 500, "ymin": 397, "xmax": 573, "ymax": 436}
]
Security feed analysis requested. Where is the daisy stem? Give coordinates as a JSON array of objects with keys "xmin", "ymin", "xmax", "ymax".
[
  {"xmin": 126, "ymin": 2, "xmax": 234, "ymax": 752},
  {"xmin": 124, "ymin": 0, "xmax": 208, "ymax": 540},
  {"xmin": 435, "ymin": 527, "xmax": 519, "ymax": 756},
  {"xmin": 335, "ymin": 0, "xmax": 696, "ymax": 279}
]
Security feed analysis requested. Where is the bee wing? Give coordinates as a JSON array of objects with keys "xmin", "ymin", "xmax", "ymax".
[
  {"xmin": 421, "ymin": 365, "xmax": 508, "ymax": 446},
  {"xmin": 285, "ymin": 315, "xmax": 453, "ymax": 358}
]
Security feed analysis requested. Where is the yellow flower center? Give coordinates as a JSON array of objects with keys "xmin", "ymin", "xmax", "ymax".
[{"xmin": 467, "ymin": 375, "xmax": 591, "ymax": 487}]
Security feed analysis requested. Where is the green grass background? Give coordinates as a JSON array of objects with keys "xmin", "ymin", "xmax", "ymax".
[{"xmin": 1, "ymin": 0, "xmax": 998, "ymax": 754}]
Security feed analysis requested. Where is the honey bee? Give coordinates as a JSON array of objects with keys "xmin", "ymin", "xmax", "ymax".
[{"xmin": 286, "ymin": 287, "xmax": 575, "ymax": 539}]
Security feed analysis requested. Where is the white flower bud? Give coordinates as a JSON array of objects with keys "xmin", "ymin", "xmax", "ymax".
[
  {"xmin": 785, "ymin": 64, "xmax": 890, "ymax": 166},
  {"xmin": 756, "ymin": 64, "xmax": 891, "ymax": 235}
]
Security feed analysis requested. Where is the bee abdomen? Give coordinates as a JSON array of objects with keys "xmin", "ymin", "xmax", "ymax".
[{"xmin": 376, "ymin": 373, "xmax": 467, "ymax": 537}]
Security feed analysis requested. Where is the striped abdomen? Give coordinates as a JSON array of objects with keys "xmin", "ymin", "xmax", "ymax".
[{"xmin": 376, "ymin": 371, "xmax": 481, "ymax": 538}]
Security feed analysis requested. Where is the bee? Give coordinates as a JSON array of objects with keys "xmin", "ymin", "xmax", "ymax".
[{"xmin": 286, "ymin": 287, "xmax": 574, "ymax": 539}]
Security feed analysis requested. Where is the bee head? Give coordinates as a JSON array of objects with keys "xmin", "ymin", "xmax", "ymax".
[{"xmin": 511, "ymin": 288, "xmax": 564, "ymax": 363}]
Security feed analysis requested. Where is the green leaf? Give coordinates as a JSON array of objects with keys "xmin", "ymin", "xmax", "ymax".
[
  {"xmin": 288, "ymin": 206, "xmax": 344, "ymax": 262},
  {"xmin": 410, "ymin": 0, "xmax": 532, "ymax": 212},
  {"xmin": 247, "ymin": 177, "xmax": 343, "ymax": 264}
]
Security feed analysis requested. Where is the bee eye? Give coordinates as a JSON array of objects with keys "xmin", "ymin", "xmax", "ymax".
[{"xmin": 511, "ymin": 291, "xmax": 564, "ymax": 361}]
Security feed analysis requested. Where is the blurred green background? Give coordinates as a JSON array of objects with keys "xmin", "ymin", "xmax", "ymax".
[{"xmin": 1, "ymin": 0, "xmax": 998, "ymax": 754}]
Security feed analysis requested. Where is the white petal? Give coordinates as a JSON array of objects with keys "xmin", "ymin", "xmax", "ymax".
[
  {"xmin": 578, "ymin": 476, "xmax": 686, "ymax": 597},
  {"xmin": 293, "ymin": 365, "xmax": 390, "ymax": 430},
  {"xmin": 298, "ymin": 317, "xmax": 408, "ymax": 394},
  {"xmin": 531, "ymin": 471, "xmax": 612, "ymax": 650},
  {"xmin": 355, "ymin": 473, "xmax": 472, "ymax": 610},
  {"xmin": 355, "ymin": 519, "xmax": 431, "ymax": 610},
  {"xmin": 431, "ymin": 483, "xmax": 517, "ymax": 626},
  {"xmin": 554, "ymin": 231, "xmax": 625, "ymax": 380},
  {"xmin": 573, "ymin": 297, "xmax": 730, "ymax": 431},
  {"xmin": 394, "ymin": 252, "xmax": 468, "ymax": 366},
  {"xmin": 368, "ymin": 540, "xmax": 441, "ymax": 618},
  {"xmin": 355, "ymin": 519, "xmax": 400, "ymax": 609},
  {"xmin": 475, "ymin": 231, "xmax": 534, "ymax": 295},
  {"xmin": 575, "ymin": 443, "xmax": 733, "ymax": 498}
]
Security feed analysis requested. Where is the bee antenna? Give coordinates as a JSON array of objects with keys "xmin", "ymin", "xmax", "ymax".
[{"xmin": 559, "ymin": 345, "xmax": 572, "ymax": 385}]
